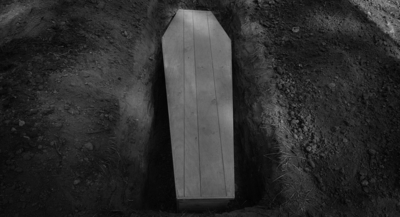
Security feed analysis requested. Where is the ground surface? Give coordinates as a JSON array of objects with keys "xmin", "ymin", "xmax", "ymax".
[{"xmin": 0, "ymin": 0, "xmax": 400, "ymax": 216}]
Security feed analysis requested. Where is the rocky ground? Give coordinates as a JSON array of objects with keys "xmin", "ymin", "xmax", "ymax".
[
  {"xmin": 0, "ymin": 0, "xmax": 400, "ymax": 216},
  {"xmin": 260, "ymin": 0, "xmax": 400, "ymax": 216}
]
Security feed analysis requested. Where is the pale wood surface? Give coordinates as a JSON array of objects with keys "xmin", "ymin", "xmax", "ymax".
[
  {"xmin": 183, "ymin": 10, "xmax": 201, "ymax": 197},
  {"xmin": 162, "ymin": 9, "xmax": 185, "ymax": 198},
  {"xmin": 162, "ymin": 9, "xmax": 234, "ymax": 200},
  {"xmin": 208, "ymin": 12, "xmax": 234, "ymax": 197}
]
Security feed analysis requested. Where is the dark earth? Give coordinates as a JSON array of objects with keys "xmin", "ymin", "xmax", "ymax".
[{"xmin": 1, "ymin": 0, "xmax": 400, "ymax": 216}]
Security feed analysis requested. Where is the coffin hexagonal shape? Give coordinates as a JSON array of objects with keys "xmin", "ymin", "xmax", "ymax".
[{"xmin": 162, "ymin": 9, "xmax": 234, "ymax": 211}]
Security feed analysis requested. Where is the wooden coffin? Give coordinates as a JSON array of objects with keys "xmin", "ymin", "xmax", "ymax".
[{"xmin": 162, "ymin": 9, "xmax": 234, "ymax": 211}]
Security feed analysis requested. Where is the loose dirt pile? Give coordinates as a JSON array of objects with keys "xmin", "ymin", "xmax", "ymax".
[{"xmin": 0, "ymin": 0, "xmax": 399, "ymax": 217}]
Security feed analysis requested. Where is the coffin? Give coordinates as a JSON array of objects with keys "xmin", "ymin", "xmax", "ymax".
[{"xmin": 162, "ymin": 9, "xmax": 234, "ymax": 211}]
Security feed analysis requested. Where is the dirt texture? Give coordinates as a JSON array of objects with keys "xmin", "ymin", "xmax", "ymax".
[{"xmin": 0, "ymin": 0, "xmax": 400, "ymax": 217}]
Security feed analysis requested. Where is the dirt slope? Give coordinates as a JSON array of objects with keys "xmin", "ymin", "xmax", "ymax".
[
  {"xmin": 0, "ymin": 0, "xmax": 400, "ymax": 217},
  {"xmin": 258, "ymin": 0, "xmax": 400, "ymax": 215},
  {"xmin": 0, "ymin": 0, "xmax": 159, "ymax": 216}
]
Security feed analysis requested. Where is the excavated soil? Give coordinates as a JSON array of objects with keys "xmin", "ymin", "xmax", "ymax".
[{"xmin": 1, "ymin": 0, "xmax": 400, "ymax": 216}]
